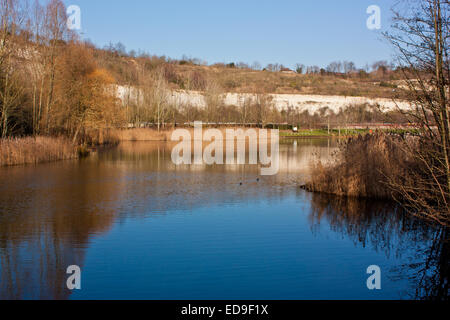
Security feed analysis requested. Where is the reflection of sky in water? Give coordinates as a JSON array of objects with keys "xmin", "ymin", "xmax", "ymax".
[{"xmin": 0, "ymin": 139, "xmax": 446, "ymax": 300}]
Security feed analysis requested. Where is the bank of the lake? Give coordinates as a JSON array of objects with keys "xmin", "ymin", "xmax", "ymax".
[
  {"xmin": 117, "ymin": 127, "xmax": 419, "ymax": 141},
  {"xmin": 0, "ymin": 127, "xmax": 418, "ymax": 167}
]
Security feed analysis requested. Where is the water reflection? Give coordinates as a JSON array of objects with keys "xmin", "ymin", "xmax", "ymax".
[
  {"xmin": 0, "ymin": 139, "xmax": 447, "ymax": 300},
  {"xmin": 308, "ymin": 194, "xmax": 449, "ymax": 300},
  {"xmin": 0, "ymin": 163, "xmax": 123, "ymax": 299},
  {"xmin": 402, "ymin": 227, "xmax": 449, "ymax": 300}
]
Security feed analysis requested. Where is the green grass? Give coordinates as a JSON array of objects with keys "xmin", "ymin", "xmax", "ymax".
[{"xmin": 280, "ymin": 128, "xmax": 420, "ymax": 137}]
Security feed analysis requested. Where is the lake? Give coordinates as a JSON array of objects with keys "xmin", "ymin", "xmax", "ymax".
[{"xmin": 0, "ymin": 138, "xmax": 447, "ymax": 300}]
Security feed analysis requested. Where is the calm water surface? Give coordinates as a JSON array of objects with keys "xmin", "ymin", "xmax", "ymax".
[{"xmin": 0, "ymin": 139, "xmax": 448, "ymax": 300}]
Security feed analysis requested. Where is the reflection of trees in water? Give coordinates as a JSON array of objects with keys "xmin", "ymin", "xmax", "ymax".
[
  {"xmin": 0, "ymin": 152, "xmax": 297, "ymax": 299},
  {"xmin": 402, "ymin": 228, "xmax": 449, "ymax": 300},
  {"xmin": 0, "ymin": 165, "xmax": 121, "ymax": 299},
  {"xmin": 95, "ymin": 141, "xmax": 309, "ymax": 217},
  {"xmin": 308, "ymin": 193, "xmax": 449, "ymax": 300},
  {"xmin": 103, "ymin": 139, "xmax": 337, "ymax": 178},
  {"xmin": 1, "ymin": 140, "xmax": 312, "ymax": 299}
]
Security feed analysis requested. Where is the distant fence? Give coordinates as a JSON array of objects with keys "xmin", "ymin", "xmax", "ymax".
[
  {"xmin": 125, "ymin": 122, "xmax": 418, "ymax": 130},
  {"xmin": 126, "ymin": 122, "xmax": 294, "ymax": 130},
  {"xmin": 338, "ymin": 123, "xmax": 419, "ymax": 129}
]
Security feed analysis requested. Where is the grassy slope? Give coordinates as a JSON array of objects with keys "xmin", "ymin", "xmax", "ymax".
[{"xmin": 96, "ymin": 51, "xmax": 409, "ymax": 99}]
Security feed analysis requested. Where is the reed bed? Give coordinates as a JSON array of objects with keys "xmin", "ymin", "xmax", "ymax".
[
  {"xmin": 304, "ymin": 133, "xmax": 411, "ymax": 199},
  {"xmin": 0, "ymin": 136, "xmax": 77, "ymax": 166}
]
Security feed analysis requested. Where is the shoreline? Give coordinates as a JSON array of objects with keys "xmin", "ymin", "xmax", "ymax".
[
  {"xmin": 0, "ymin": 127, "xmax": 414, "ymax": 167},
  {"xmin": 116, "ymin": 127, "xmax": 414, "ymax": 141}
]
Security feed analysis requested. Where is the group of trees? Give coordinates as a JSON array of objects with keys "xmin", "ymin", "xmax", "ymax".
[
  {"xmin": 215, "ymin": 60, "xmax": 395, "ymax": 76},
  {"xmin": 0, "ymin": 0, "xmax": 124, "ymax": 141},
  {"xmin": 122, "ymin": 75, "xmax": 405, "ymax": 130},
  {"xmin": 326, "ymin": 61, "xmax": 356, "ymax": 74},
  {"xmin": 120, "ymin": 79, "xmax": 282, "ymax": 129},
  {"xmin": 292, "ymin": 60, "xmax": 394, "ymax": 76}
]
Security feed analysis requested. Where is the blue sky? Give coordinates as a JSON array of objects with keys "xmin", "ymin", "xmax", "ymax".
[{"xmin": 63, "ymin": 0, "xmax": 396, "ymax": 69}]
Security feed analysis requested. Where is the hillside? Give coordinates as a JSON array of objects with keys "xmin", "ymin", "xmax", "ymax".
[{"xmin": 96, "ymin": 48, "xmax": 409, "ymax": 100}]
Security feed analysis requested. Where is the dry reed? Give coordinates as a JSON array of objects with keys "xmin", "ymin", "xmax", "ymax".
[
  {"xmin": 304, "ymin": 133, "xmax": 412, "ymax": 199},
  {"xmin": 0, "ymin": 136, "xmax": 77, "ymax": 166}
]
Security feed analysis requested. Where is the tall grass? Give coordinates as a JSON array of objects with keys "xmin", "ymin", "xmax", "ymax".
[
  {"xmin": 304, "ymin": 133, "xmax": 412, "ymax": 199},
  {"xmin": 0, "ymin": 136, "xmax": 77, "ymax": 166}
]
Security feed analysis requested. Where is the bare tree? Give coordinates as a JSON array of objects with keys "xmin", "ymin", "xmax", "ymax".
[
  {"xmin": 253, "ymin": 93, "xmax": 273, "ymax": 128},
  {"xmin": 295, "ymin": 63, "xmax": 305, "ymax": 74},
  {"xmin": 384, "ymin": 0, "xmax": 449, "ymax": 226},
  {"xmin": 251, "ymin": 61, "xmax": 261, "ymax": 71},
  {"xmin": 42, "ymin": 0, "xmax": 70, "ymax": 134},
  {"xmin": 343, "ymin": 61, "xmax": 356, "ymax": 74},
  {"xmin": 204, "ymin": 78, "xmax": 223, "ymax": 124},
  {"xmin": 150, "ymin": 69, "xmax": 170, "ymax": 131},
  {"xmin": 0, "ymin": 0, "xmax": 27, "ymax": 137}
]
